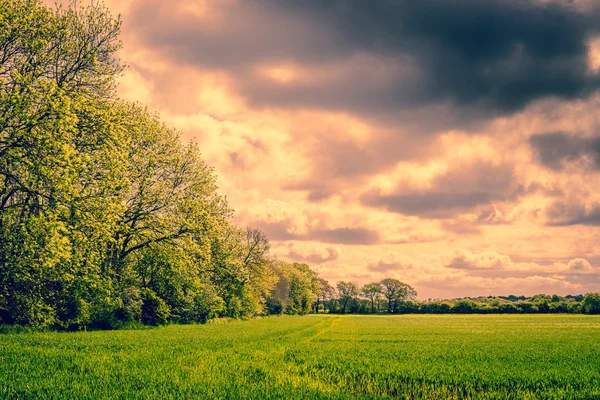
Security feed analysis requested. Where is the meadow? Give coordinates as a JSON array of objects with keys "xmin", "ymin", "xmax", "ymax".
[{"xmin": 1, "ymin": 315, "xmax": 599, "ymax": 399}]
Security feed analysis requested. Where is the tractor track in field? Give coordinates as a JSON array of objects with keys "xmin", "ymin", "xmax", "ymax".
[{"xmin": 304, "ymin": 316, "xmax": 340, "ymax": 344}]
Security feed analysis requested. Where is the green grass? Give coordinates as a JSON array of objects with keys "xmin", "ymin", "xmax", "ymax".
[{"xmin": 1, "ymin": 315, "xmax": 599, "ymax": 399}]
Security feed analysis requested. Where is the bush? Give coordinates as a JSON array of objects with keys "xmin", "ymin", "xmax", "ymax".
[
  {"xmin": 179, "ymin": 287, "xmax": 225, "ymax": 323},
  {"xmin": 227, "ymin": 296, "xmax": 242, "ymax": 319},
  {"xmin": 141, "ymin": 289, "xmax": 170, "ymax": 325},
  {"xmin": 266, "ymin": 297, "xmax": 284, "ymax": 315},
  {"xmin": 89, "ymin": 295, "xmax": 122, "ymax": 330},
  {"xmin": 452, "ymin": 300, "xmax": 479, "ymax": 314}
]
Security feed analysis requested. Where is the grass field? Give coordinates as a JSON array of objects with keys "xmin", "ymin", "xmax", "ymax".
[{"xmin": 1, "ymin": 315, "xmax": 599, "ymax": 399}]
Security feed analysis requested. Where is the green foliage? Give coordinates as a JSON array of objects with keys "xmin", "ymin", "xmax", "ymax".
[
  {"xmin": 380, "ymin": 278, "xmax": 417, "ymax": 313},
  {"xmin": 361, "ymin": 282, "xmax": 382, "ymax": 313},
  {"xmin": 582, "ymin": 293, "xmax": 600, "ymax": 314},
  {"xmin": 209, "ymin": 227, "xmax": 277, "ymax": 318},
  {"xmin": 268, "ymin": 262, "xmax": 321, "ymax": 315},
  {"xmin": 1, "ymin": 315, "xmax": 600, "ymax": 399},
  {"xmin": 336, "ymin": 281, "xmax": 359, "ymax": 314},
  {"xmin": 141, "ymin": 289, "xmax": 170, "ymax": 326},
  {"xmin": 181, "ymin": 284, "xmax": 225, "ymax": 323}
]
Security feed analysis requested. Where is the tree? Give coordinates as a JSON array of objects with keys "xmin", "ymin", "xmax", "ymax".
[
  {"xmin": 452, "ymin": 300, "xmax": 479, "ymax": 314},
  {"xmin": 209, "ymin": 226, "xmax": 277, "ymax": 317},
  {"xmin": 314, "ymin": 278, "xmax": 335, "ymax": 313},
  {"xmin": 268, "ymin": 262, "xmax": 320, "ymax": 315},
  {"xmin": 337, "ymin": 282, "xmax": 359, "ymax": 314},
  {"xmin": 380, "ymin": 278, "xmax": 417, "ymax": 313},
  {"xmin": 104, "ymin": 105, "xmax": 229, "ymax": 281},
  {"xmin": 0, "ymin": 0, "xmax": 235, "ymax": 328},
  {"xmin": 582, "ymin": 293, "xmax": 600, "ymax": 315},
  {"xmin": 361, "ymin": 282, "xmax": 382, "ymax": 313},
  {"xmin": 0, "ymin": 0, "xmax": 126, "ymax": 328}
]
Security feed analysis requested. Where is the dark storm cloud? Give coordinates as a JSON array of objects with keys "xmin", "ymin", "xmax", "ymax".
[
  {"xmin": 271, "ymin": 0, "xmax": 600, "ymax": 113},
  {"xmin": 360, "ymin": 162, "xmax": 523, "ymax": 218},
  {"xmin": 132, "ymin": 0, "xmax": 600, "ymax": 116},
  {"xmin": 530, "ymin": 132, "xmax": 600, "ymax": 170}
]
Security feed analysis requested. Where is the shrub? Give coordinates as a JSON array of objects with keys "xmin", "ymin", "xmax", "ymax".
[{"xmin": 141, "ymin": 289, "xmax": 171, "ymax": 325}]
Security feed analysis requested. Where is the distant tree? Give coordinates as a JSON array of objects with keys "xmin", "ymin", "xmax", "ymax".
[
  {"xmin": 566, "ymin": 294, "xmax": 585, "ymax": 302},
  {"xmin": 582, "ymin": 293, "xmax": 600, "ymax": 315},
  {"xmin": 420, "ymin": 301, "xmax": 452, "ymax": 314},
  {"xmin": 287, "ymin": 263, "xmax": 320, "ymax": 315},
  {"xmin": 268, "ymin": 262, "xmax": 320, "ymax": 315},
  {"xmin": 314, "ymin": 278, "xmax": 335, "ymax": 314},
  {"xmin": 497, "ymin": 302, "xmax": 520, "ymax": 314},
  {"xmin": 361, "ymin": 282, "xmax": 382, "ymax": 313},
  {"xmin": 337, "ymin": 282, "xmax": 359, "ymax": 314},
  {"xmin": 551, "ymin": 295, "xmax": 563, "ymax": 303},
  {"xmin": 516, "ymin": 301, "xmax": 538, "ymax": 314},
  {"xmin": 380, "ymin": 278, "xmax": 417, "ymax": 313},
  {"xmin": 548, "ymin": 301, "xmax": 569, "ymax": 314},
  {"xmin": 395, "ymin": 301, "xmax": 419, "ymax": 314},
  {"xmin": 452, "ymin": 300, "xmax": 479, "ymax": 314}
]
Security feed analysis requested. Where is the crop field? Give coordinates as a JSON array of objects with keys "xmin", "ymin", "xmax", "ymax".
[{"xmin": 1, "ymin": 315, "xmax": 599, "ymax": 399}]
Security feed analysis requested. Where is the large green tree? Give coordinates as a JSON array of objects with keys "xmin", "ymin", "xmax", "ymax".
[
  {"xmin": 0, "ymin": 0, "xmax": 126, "ymax": 328},
  {"xmin": 0, "ymin": 0, "xmax": 233, "ymax": 328}
]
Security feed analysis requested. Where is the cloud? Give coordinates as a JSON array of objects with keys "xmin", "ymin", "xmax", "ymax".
[
  {"xmin": 530, "ymin": 132, "xmax": 600, "ymax": 170},
  {"xmin": 131, "ymin": 0, "xmax": 600, "ymax": 119},
  {"xmin": 545, "ymin": 200, "xmax": 600, "ymax": 226},
  {"xmin": 443, "ymin": 250, "xmax": 599, "ymax": 281},
  {"xmin": 274, "ymin": 243, "xmax": 340, "ymax": 264},
  {"xmin": 418, "ymin": 272, "xmax": 583, "ymax": 297},
  {"xmin": 476, "ymin": 206, "xmax": 514, "ymax": 224},
  {"xmin": 282, "ymin": 125, "xmax": 442, "ymax": 202},
  {"xmin": 366, "ymin": 252, "xmax": 416, "ymax": 273},
  {"xmin": 446, "ymin": 249, "xmax": 513, "ymax": 270},
  {"xmin": 363, "ymin": 191, "xmax": 501, "ymax": 217},
  {"xmin": 361, "ymin": 161, "xmax": 523, "ymax": 218},
  {"xmin": 567, "ymin": 258, "xmax": 595, "ymax": 273},
  {"xmin": 440, "ymin": 219, "xmax": 482, "ymax": 236},
  {"xmin": 254, "ymin": 219, "xmax": 381, "ymax": 245},
  {"xmin": 68, "ymin": 0, "xmax": 600, "ymax": 298},
  {"xmin": 309, "ymin": 227, "xmax": 381, "ymax": 245}
]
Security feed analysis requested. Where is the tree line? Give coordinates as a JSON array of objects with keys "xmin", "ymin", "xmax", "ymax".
[
  {"xmin": 314, "ymin": 288, "xmax": 600, "ymax": 315},
  {"xmin": 1, "ymin": 1, "xmax": 599, "ymax": 330}
]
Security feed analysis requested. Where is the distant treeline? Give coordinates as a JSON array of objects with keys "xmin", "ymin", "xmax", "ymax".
[
  {"xmin": 1, "ymin": 1, "xmax": 599, "ymax": 331},
  {"xmin": 310, "ymin": 280, "xmax": 600, "ymax": 315},
  {"xmin": 314, "ymin": 287, "xmax": 600, "ymax": 315}
]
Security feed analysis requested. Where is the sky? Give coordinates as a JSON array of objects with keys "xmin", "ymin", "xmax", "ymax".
[{"xmin": 52, "ymin": 0, "xmax": 600, "ymax": 299}]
